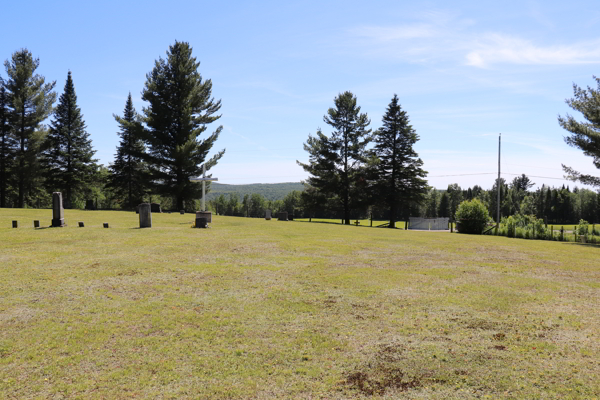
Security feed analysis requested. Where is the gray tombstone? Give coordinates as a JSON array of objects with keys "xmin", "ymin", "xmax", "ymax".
[
  {"xmin": 180, "ymin": 210, "xmax": 185, "ymax": 215},
  {"xmin": 139, "ymin": 203, "xmax": 152, "ymax": 228},
  {"xmin": 265, "ymin": 209, "xmax": 272, "ymax": 220},
  {"xmin": 278, "ymin": 211, "xmax": 288, "ymax": 221},
  {"xmin": 52, "ymin": 192, "xmax": 66, "ymax": 227},
  {"xmin": 196, "ymin": 211, "xmax": 212, "ymax": 223}
]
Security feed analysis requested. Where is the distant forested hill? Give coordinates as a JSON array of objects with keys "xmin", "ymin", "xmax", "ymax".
[{"xmin": 205, "ymin": 182, "xmax": 304, "ymax": 201}]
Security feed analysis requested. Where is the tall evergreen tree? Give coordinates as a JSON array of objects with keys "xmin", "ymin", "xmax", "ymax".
[
  {"xmin": 43, "ymin": 71, "xmax": 96, "ymax": 207},
  {"xmin": 0, "ymin": 78, "xmax": 15, "ymax": 207},
  {"xmin": 4, "ymin": 49, "xmax": 56, "ymax": 208},
  {"xmin": 298, "ymin": 91, "xmax": 371, "ymax": 224},
  {"xmin": 109, "ymin": 93, "xmax": 148, "ymax": 209},
  {"xmin": 559, "ymin": 76, "xmax": 600, "ymax": 188},
  {"xmin": 141, "ymin": 41, "xmax": 225, "ymax": 210},
  {"xmin": 371, "ymin": 95, "xmax": 427, "ymax": 228}
]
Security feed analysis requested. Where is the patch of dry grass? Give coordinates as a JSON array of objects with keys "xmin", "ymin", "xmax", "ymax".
[{"xmin": 0, "ymin": 209, "xmax": 598, "ymax": 399}]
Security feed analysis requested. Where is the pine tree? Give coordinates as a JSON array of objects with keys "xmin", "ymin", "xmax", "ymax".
[
  {"xmin": 559, "ymin": 76, "xmax": 600, "ymax": 188},
  {"xmin": 109, "ymin": 93, "xmax": 148, "ymax": 209},
  {"xmin": 298, "ymin": 91, "xmax": 371, "ymax": 224},
  {"xmin": 0, "ymin": 78, "xmax": 15, "ymax": 207},
  {"xmin": 4, "ymin": 49, "xmax": 56, "ymax": 208},
  {"xmin": 43, "ymin": 71, "xmax": 96, "ymax": 207},
  {"xmin": 371, "ymin": 95, "xmax": 427, "ymax": 227},
  {"xmin": 141, "ymin": 41, "xmax": 225, "ymax": 210}
]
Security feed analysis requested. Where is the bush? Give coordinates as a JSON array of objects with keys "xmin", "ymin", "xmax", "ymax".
[
  {"xmin": 578, "ymin": 219, "xmax": 589, "ymax": 236},
  {"xmin": 506, "ymin": 216, "xmax": 516, "ymax": 238},
  {"xmin": 455, "ymin": 199, "xmax": 491, "ymax": 234}
]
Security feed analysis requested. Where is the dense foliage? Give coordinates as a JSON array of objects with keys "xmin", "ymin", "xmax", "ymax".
[{"xmin": 455, "ymin": 199, "xmax": 491, "ymax": 234}]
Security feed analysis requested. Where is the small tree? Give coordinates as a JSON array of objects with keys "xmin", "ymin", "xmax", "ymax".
[{"xmin": 455, "ymin": 199, "xmax": 491, "ymax": 234}]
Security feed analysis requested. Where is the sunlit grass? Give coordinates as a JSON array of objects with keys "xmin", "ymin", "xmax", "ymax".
[{"xmin": 1, "ymin": 209, "xmax": 598, "ymax": 399}]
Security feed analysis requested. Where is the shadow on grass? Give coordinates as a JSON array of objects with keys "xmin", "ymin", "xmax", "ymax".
[
  {"xmin": 560, "ymin": 241, "xmax": 600, "ymax": 248},
  {"xmin": 293, "ymin": 220, "xmax": 405, "ymax": 229}
]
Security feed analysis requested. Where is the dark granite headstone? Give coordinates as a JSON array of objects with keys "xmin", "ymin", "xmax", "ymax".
[
  {"xmin": 12, "ymin": 221, "xmax": 18, "ymax": 228},
  {"xmin": 78, "ymin": 222, "xmax": 84, "ymax": 227},
  {"xmin": 196, "ymin": 211, "xmax": 212, "ymax": 223},
  {"xmin": 139, "ymin": 203, "xmax": 152, "ymax": 228},
  {"xmin": 180, "ymin": 210, "xmax": 185, "ymax": 215},
  {"xmin": 85, "ymin": 199, "xmax": 96, "ymax": 210},
  {"xmin": 195, "ymin": 217, "xmax": 208, "ymax": 228},
  {"xmin": 103, "ymin": 223, "xmax": 109, "ymax": 228},
  {"xmin": 278, "ymin": 211, "xmax": 288, "ymax": 221},
  {"xmin": 150, "ymin": 203, "xmax": 161, "ymax": 213},
  {"xmin": 33, "ymin": 220, "xmax": 40, "ymax": 228},
  {"xmin": 52, "ymin": 192, "xmax": 66, "ymax": 227}
]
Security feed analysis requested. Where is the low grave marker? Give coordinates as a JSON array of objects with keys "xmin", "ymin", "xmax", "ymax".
[
  {"xmin": 12, "ymin": 221, "xmax": 18, "ymax": 228},
  {"xmin": 33, "ymin": 220, "xmax": 40, "ymax": 228}
]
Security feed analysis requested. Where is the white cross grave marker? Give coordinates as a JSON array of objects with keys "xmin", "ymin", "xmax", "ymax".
[{"xmin": 190, "ymin": 164, "xmax": 218, "ymax": 211}]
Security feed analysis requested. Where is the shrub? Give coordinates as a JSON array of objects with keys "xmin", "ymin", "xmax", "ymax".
[
  {"xmin": 578, "ymin": 219, "xmax": 589, "ymax": 236},
  {"xmin": 506, "ymin": 216, "xmax": 516, "ymax": 238},
  {"xmin": 455, "ymin": 199, "xmax": 491, "ymax": 234}
]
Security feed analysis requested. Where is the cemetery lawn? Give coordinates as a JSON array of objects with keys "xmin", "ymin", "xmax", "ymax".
[{"xmin": 1, "ymin": 209, "xmax": 598, "ymax": 399}]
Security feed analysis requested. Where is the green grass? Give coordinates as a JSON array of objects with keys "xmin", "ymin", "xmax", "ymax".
[{"xmin": 1, "ymin": 209, "xmax": 599, "ymax": 399}]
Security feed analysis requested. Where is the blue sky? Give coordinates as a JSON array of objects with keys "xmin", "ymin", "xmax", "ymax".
[{"xmin": 2, "ymin": 0, "xmax": 600, "ymax": 190}]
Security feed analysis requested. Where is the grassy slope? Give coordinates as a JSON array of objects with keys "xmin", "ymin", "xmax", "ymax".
[{"xmin": 0, "ymin": 209, "xmax": 598, "ymax": 399}]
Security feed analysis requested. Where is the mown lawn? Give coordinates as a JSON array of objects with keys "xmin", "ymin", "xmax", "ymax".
[{"xmin": 1, "ymin": 209, "xmax": 598, "ymax": 399}]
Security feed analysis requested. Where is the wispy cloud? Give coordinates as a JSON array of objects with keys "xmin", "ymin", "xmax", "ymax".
[{"xmin": 465, "ymin": 35, "xmax": 600, "ymax": 68}]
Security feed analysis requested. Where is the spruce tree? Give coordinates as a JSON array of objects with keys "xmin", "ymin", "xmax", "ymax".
[
  {"xmin": 559, "ymin": 76, "xmax": 600, "ymax": 188},
  {"xmin": 109, "ymin": 93, "xmax": 148, "ymax": 209},
  {"xmin": 4, "ymin": 49, "xmax": 56, "ymax": 208},
  {"xmin": 371, "ymin": 95, "xmax": 427, "ymax": 228},
  {"xmin": 141, "ymin": 41, "xmax": 225, "ymax": 210},
  {"xmin": 298, "ymin": 91, "xmax": 371, "ymax": 224},
  {"xmin": 43, "ymin": 71, "xmax": 96, "ymax": 207},
  {"xmin": 0, "ymin": 78, "xmax": 15, "ymax": 207}
]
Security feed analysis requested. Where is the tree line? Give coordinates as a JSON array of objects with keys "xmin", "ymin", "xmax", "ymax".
[{"xmin": 0, "ymin": 42, "xmax": 223, "ymax": 211}]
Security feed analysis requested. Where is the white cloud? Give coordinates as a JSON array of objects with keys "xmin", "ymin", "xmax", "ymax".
[{"xmin": 465, "ymin": 34, "xmax": 600, "ymax": 68}]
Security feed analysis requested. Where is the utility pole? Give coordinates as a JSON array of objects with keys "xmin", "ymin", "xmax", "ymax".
[{"xmin": 496, "ymin": 133, "xmax": 501, "ymax": 233}]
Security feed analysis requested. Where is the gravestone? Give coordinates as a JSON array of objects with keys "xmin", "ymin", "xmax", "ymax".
[
  {"xmin": 195, "ymin": 217, "xmax": 208, "ymax": 228},
  {"xmin": 265, "ymin": 209, "xmax": 272, "ymax": 220},
  {"xmin": 12, "ymin": 221, "xmax": 18, "ymax": 228},
  {"xmin": 78, "ymin": 222, "xmax": 85, "ymax": 227},
  {"xmin": 139, "ymin": 203, "xmax": 152, "ymax": 228},
  {"xmin": 52, "ymin": 192, "xmax": 66, "ymax": 227},
  {"xmin": 150, "ymin": 203, "xmax": 162, "ymax": 213},
  {"xmin": 180, "ymin": 210, "xmax": 185, "ymax": 215},
  {"xmin": 85, "ymin": 199, "xmax": 96, "ymax": 210},
  {"xmin": 196, "ymin": 210, "xmax": 212, "ymax": 224},
  {"xmin": 103, "ymin": 223, "xmax": 109, "ymax": 228},
  {"xmin": 288, "ymin": 214, "xmax": 294, "ymax": 221},
  {"xmin": 278, "ymin": 211, "xmax": 288, "ymax": 221},
  {"xmin": 33, "ymin": 220, "xmax": 40, "ymax": 228}
]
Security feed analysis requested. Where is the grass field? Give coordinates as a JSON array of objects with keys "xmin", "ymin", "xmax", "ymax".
[{"xmin": 1, "ymin": 209, "xmax": 598, "ymax": 399}]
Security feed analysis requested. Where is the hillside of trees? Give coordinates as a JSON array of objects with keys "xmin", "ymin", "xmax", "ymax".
[{"xmin": 205, "ymin": 182, "xmax": 305, "ymax": 202}]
